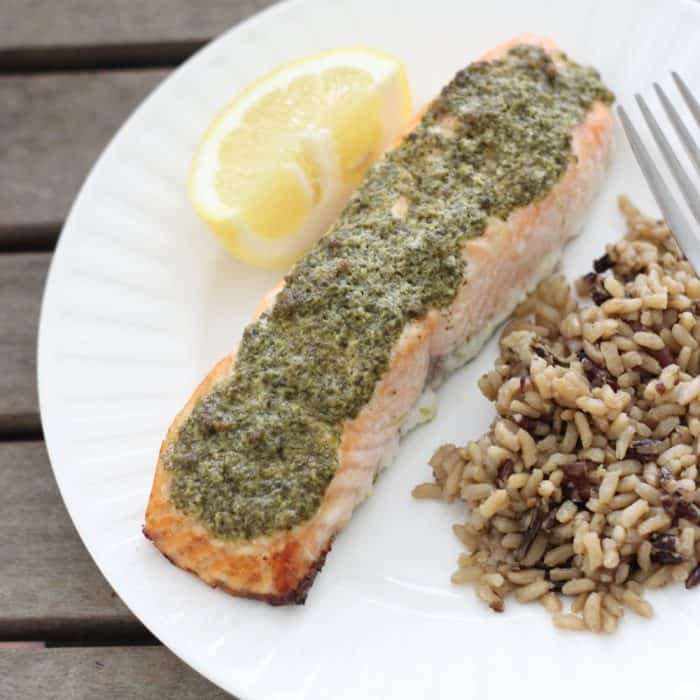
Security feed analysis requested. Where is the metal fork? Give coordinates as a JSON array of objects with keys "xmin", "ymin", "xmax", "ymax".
[{"xmin": 618, "ymin": 74, "xmax": 700, "ymax": 271}]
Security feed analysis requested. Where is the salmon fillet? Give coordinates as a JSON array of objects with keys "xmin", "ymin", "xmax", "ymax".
[{"xmin": 144, "ymin": 34, "xmax": 614, "ymax": 604}]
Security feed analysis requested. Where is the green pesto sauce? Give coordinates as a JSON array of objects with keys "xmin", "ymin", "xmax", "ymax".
[{"xmin": 167, "ymin": 46, "xmax": 614, "ymax": 540}]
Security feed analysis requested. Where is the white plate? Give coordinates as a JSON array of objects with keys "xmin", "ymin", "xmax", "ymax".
[{"xmin": 38, "ymin": 1, "xmax": 700, "ymax": 698}]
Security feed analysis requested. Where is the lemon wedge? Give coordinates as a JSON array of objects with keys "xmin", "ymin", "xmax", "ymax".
[{"xmin": 189, "ymin": 47, "xmax": 412, "ymax": 268}]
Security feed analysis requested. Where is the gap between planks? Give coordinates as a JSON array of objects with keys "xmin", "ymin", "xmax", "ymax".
[
  {"xmin": 0, "ymin": 224, "xmax": 61, "ymax": 253},
  {"xmin": 0, "ymin": 419, "xmax": 43, "ymax": 441},
  {"xmin": 0, "ymin": 41, "xmax": 206, "ymax": 74},
  {"xmin": 4, "ymin": 619, "xmax": 158, "ymax": 647}
]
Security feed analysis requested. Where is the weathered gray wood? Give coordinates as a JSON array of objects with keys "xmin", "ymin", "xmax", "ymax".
[
  {"xmin": 0, "ymin": 441, "xmax": 148, "ymax": 640},
  {"xmin": 0, "ymin": 254, "xmax": 50, "ymax": 430},
  {"xmin": 0, "ymin": 0, "xmax": 276, "ymax": 50},
  {"xmin": 1, "ymin": 70, "xmax": 167, "ymax": 236},
  {"xmin": 0, "ymin": 647, "xmax": 231, "ymax": 699}
]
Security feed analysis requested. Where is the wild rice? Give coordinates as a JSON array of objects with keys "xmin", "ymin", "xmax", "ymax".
[{"xmin": 416, "ymin": 198, "xmax": 700, "ymax": 632}]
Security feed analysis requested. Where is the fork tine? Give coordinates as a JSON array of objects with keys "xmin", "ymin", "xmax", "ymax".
[
  {"xmin": 672, "ymin": 72, "xmax": 700, "ymax": 128},
  {"xmin": 617, "ymin": 105, "xmax": 700, "ymax": 272},
  {"xmin": 635, "ymin": 93, "xmax": 700, "ymax": 226},
  {"xmin": 654, "ymin": 83, "xmax": 700, "ymax": 178}
]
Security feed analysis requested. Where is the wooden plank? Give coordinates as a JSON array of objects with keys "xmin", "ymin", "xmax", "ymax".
[
  {"xmin": 0, "ymin": 647, "xmax": 231, "ymax": 699},
  {"xmin": 0, "ymin": 0, "xmax": 275, "ymax": 51},
  {"xmin": 1, "ymin": 70, "xmax": 167, "ymax": 239},
  {"xmin": 0, "ymin": 441, "xmax": 149, "ymax": 641},
  {"xmin": 0, "ymin": 254, "xmax": 49, "ymax": 431}
]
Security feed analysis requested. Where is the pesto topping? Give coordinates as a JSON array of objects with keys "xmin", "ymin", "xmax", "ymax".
[{"xmin": 167, "ymin": 45, "xmax": 614, "ymax": 540}]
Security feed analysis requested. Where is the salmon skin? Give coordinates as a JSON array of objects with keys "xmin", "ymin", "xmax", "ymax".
[{"xmin": 144, "ymin": 35, "xmax": 614, "ymax": 604}]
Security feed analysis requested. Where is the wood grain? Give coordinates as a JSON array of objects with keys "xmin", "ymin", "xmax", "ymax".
[
  {"xmin": 0, "ymin": 647, "xmax": 231, "ymax": 699},
  {"xmin": 1, "ymin": 70, "xmax": 167, "ymax": 238},
  {"xmin": 0, "ymin": 254, "xmax": 50, "ymax": 432},
  {"xmin": 0, "ymin": 441, "xmax": 148, "ymax": 641},
  {"xmin": 0, "ymin": 0, "xmax": 276, "ymax": 51}
]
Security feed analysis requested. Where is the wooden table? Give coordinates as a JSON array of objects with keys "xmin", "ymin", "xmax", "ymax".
[{"xmin": 1, "ymin": 3, "xmax": 275, "ymax": 697}]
